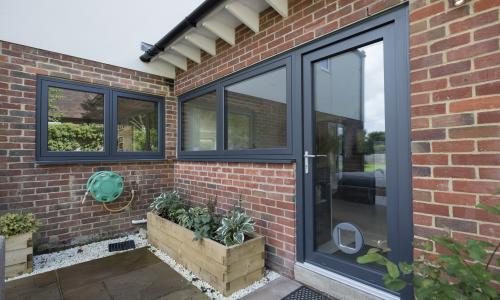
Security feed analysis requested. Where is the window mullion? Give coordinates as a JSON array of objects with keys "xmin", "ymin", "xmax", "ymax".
[{"xmin": 217, "ymin": 83, "xmax": 224, "ymax": 155}]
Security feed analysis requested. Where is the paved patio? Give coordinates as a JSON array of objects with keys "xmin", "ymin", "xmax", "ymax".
[{"xmin": 6, "ymin": 248, "xmax": 208, "ymax": 300}]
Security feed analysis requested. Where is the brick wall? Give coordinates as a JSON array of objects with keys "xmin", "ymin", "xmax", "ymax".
[
  {"xmin": 173, "ymin": 0, "xmax": 405, "ymax": 277},
  {"xmin": 0, "ymin": 41, "xmax": 176, "ymax": 252},
  {"xmin": 409, "ymin": 0, "xmax": 500, "ymax": 258},
  {"xmin": 175, "ymin": 162, "xmax": 296, "ymax": 276},
  {"xmin": 175, "ymin": 0, "xmax": 406, "ymax": 95}
]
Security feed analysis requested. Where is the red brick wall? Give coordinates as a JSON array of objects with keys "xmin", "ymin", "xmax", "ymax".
[
  {"xmin": 0, "ymin": 41, "xmax": 176, "ymax": 252},
  {"xmin": 175, "ymin": 0, "xmax": 406, "ymax": 95},
  {"xmin": 175, "ymin": 162, "xmax": 296, "ymax": 276},
  {"xmin": 409, "ymin": 0, "xmax": 500, "ymax": 257},
  {"xmin": 173, "ymin": 0, "xmax": 406, "ymax": 277}
]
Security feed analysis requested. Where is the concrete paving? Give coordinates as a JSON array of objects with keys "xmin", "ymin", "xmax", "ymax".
[
  {"xmin": 241, "ymin": 277, "xmax": 302, "ymax": 300},
  {"xmin": 6, "ymin": 248, "xmax": 208, "ymax": 300}
]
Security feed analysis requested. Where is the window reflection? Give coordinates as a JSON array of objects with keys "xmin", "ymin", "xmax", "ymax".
[
  {"xmin": 182, "ymin": 91, "xmax": 217, "ymax": 151},
  {"xmin": 313, "ymin": 41, "xmax": 387, "ymax": 262},
  {"xmin": 225, "ymin": 67, "xmax": 287, "ymax": 150},
  {"xmin": 47, "ymin": 87, "xmax": 104, "ymax": 152},
  {"xmin": 117, "ymin": 97, "xmax": 158, "ymax": 152}
]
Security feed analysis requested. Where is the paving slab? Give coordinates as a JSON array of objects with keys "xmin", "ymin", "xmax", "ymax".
[
  {"xmin": 241, "ymin": 277, "xmax": 303, "ymax": 300},
  {"xmin": 6, "ymin": 248, "xmax": 209, "ymax": 300},
  {"xmin": 5, "ymin": 271, "xmax": 61, "ymax": 300}
]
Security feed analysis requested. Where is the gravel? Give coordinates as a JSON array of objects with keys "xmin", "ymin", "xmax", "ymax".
[
  {"xmin": 6, "ymin": 233, "xmax": 148, "ymax": 282},
  {"xmin": 6, "ymin": 233, "xmax": 280, "ymax": 300},
  {"xmin": 149, "ymin": 245, "xmax": 280, "ymax": 300}
]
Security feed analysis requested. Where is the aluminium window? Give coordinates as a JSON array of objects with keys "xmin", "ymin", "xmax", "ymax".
[
  {"xmin": 36, "ymin": 77, "xmax": 164, "ymax": 163},
  {"xmin": 178, "ymin": 57, "xmax": 292, "ymax": 161}
]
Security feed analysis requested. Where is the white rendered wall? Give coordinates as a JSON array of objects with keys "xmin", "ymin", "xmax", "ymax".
[{"xmin": 0, "ymin": 0, "xmax": 204, "ymax": 78}]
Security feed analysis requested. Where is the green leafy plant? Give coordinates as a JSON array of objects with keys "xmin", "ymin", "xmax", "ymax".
[
  {"xmin": 0, "ymin": 213, "xmax": 40, "ymax": 238},
  {"xmin": 48, "ymin": 123, "xmax": 104, "ymax": 151},
  {"xmin": 357, "ymin": 203, "xmax": 500, "ymax": 299},
  {"xmin": 176, "ymin": 207, "xmax": 207, "ymax": 231},
  {"xmin": 216, "ymin": 211, "xmax": 255, "ymax": 246},
  {"xmin": 150, "ymin": 191, "xmax": 186, "ymax": 221}
]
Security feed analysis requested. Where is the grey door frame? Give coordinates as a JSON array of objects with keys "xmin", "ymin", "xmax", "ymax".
[{"xmin": 293, "ymin": 4, "xmax": 412, "ymax": 299}]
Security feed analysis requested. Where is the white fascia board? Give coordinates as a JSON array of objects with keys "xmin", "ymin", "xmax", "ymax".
[
  {"xmin": 266, "ymin": 0, "xmax": 288, "ymax": 17},
  {"xmin": 202, "ymin": 19, "xmax": 235, "ymax": 46},
  {"xmin": 225, "ymin": 1, "xmax": 260, "ymax": 33},
  {"xmin": 157, "ymin": 52, "xmax": 187, "ymax": 71},
  {"xmin": 170, "ymin": 43, "xmax": 201, "ymax": 64},
  {"xmin": 185, "ymin": 33, "xmax": 216, "ymax": 56}
]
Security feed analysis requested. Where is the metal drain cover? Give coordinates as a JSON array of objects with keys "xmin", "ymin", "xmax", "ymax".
[
  {"xmin": 108, "ymin": 240, "xmax": 135, "ymax": 252},
  {"xmin": 281, "ymin": 286, "xmax": 331, "ymax": 300}
]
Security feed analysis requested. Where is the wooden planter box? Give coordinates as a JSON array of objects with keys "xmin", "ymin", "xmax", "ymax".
[
  {"xmin": 5, "ymin": 232, "xmax": 33, "ymax": 278},
  {"xmin": 147, "ymin": 212, "xmax": 265, "ymax": 296}
]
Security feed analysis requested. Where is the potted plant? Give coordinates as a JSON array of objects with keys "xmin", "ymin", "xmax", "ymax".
[
  {"xmin": 0, "ymin": 213, "xmax": 40, "ymax": 278},
  {"xmin": 147, "ymin": 192, "xmax": 265, "ymax": 296}
]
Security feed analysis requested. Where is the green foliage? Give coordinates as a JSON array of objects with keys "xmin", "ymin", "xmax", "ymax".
[
  {"xmin": 151, "ymin": 193, "xmax": 255, "ymax": 246},
  {"xmin": 357, "ymin": 203, "xmax": 500, "ymax": 299},
  {"xmin": 0, "ymin": 213, "xmax": 40, "ymax": 238},
  {"xmin": 150, "ymin": 191, "xmax": 186, "ymax": 221},
  {"xmin": 216, "ymin": 211, "xmax": 255, "ymax": 246},
  {"xmin": 48, "ymin": 123, "xmax": 103, "ymax": 151}
]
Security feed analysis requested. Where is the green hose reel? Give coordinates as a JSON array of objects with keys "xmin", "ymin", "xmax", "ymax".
[{"xmin": 86, "ymin": 171, "xmax": 124, "ymax": 203}]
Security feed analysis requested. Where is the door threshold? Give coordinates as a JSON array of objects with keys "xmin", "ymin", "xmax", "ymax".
[{"xmin": 294, "ymin": 262, "xmax": 399, "ymax": 300}]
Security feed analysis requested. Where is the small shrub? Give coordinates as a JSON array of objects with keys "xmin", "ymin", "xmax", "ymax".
[
  {"xmin": 150, "ymin": 192, "xmax": 255, "ymax": 246},
  {"xmin": 150, "ymin": 191, "xmax": 185, "ymax": 221},
  {"xmin": 357, "ymin": 203, "xmax": 500, "ymax": 299},
  {"xmin": 216, "ymin": 211, "xmax": 255, "ymax": 246},
  {"xmin": 0, "ymin": 213, "xmax": 40, "ymax": 238}
]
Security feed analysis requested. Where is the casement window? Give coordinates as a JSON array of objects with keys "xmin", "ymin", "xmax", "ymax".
[
  {"xmin": 36, "ymin": 77, "xmax": 164, "ymax": 163},
  {"xmin": 178, "ymin": 58, "xmax": 293, "ymax": 161}
]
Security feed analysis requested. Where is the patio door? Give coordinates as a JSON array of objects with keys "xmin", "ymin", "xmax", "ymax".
[{"xmin": 302, "ymin": 24, "xmax": 412, "ymax": 294}]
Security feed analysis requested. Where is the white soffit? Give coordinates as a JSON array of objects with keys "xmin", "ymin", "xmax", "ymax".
[{"xmin": 156, "ymin": 0, "xmax": 289, "ymax": 77}]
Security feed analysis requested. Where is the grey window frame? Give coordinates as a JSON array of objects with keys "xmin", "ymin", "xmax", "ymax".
[
  {"xmin": 178, "ymin": 57, "xmax": 294, "ymax": 162},
  {"xmin": 36, "ymin": 76, "xmax": 165, "ymax": 163}
]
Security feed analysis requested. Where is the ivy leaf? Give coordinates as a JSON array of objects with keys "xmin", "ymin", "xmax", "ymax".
[
  {"xmin": 356, "ymin": 253, "xmax": 384, "ymax": 264},
  {"xmin": 383, "ymin": 275, "xmax": 406, "ymax": 291},
  {"xmin": 476, "ymin": 203, "xmax": 500, "ymax": 216},
  {"xmin": 398, "ymin": 262, "xmax": 413, "ymax": 275},
  {"xmin": 386, "ymin": 261, "xmax": 400, "ymax": 279}
]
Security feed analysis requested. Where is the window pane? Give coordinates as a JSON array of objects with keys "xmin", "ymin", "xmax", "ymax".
[
  {"xmin": 225, "ymin": 67, "xmax": 287, "ymax": 150},
  {"xmin": 47, "ymin": 87, "xmax": 104, "ymax": 152},
  {"xmin": 117, "ymin": 97, "xmax": 158, "ymax": 152},
  {"xmin": 313, "ymin": 41, "xmax": 387, "ymax": 265},
  {"xmin": 182, "ymin": 91, "xmax": 217, "ymax": 151}
]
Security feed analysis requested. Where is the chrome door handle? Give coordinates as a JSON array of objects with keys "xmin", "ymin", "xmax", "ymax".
[{"xmin": 304, "ymin": 151, "xmax": 327, "ymax": 174}]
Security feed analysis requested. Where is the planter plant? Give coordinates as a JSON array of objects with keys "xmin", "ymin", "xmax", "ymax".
[
  {"xmin": 0, "ymin": 213, "xmax": 40, "ymax": 278},
  {"xmin": 357, "ymin": 203, "xmax": 499, "ymax": 300},
  {"xmin": 148, "ymin": 192, "xmax": 265, "ymax": 296}
]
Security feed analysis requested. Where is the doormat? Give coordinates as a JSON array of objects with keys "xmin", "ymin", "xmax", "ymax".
[
  {"xmin": 108, "ymin": 240, "xmax": 135, "ymax": 252},
  {"xmin": 281, "ymin": 286, "xmax": 331, "ymax": 300}
]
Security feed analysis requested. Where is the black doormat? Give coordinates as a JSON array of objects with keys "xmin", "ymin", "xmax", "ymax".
[
  {"xmin": 108, "ymin": 240, "xmax": 135, "ymax": 252},
  {"xmin": 281, "ymin": 286, "xmax": 331, "ymax": 300}
]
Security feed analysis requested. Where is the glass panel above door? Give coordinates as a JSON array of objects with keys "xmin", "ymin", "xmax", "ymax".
[{"xmin": 312, "ymin": 41, "xmax": 387, "ymax": 264}]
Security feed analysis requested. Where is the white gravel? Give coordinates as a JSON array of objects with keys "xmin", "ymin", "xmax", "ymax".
[
  {"xmin": 6, "ymin": 233, "xmax": 148, "ymax": 282},
  {"xmin": 6, "ymin": 233, "xmax": 280, "ymax": 300},
  {"xmin": 149, "ymin": 245, "xmax": 280, "ymax": 300}
]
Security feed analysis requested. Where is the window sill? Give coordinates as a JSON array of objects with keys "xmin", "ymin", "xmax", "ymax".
[
  {"xmin": 35, "ymin": 157, "xmax": 168, "ymax": 165},
  {"xmin": 176, "ymin": 156, "xmax": 296, "ymax": 163}
]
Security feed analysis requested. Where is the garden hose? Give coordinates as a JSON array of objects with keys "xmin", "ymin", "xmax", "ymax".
[{"xmin": 82, "ymin": 171, "xmax": 136, "ymax": 213}]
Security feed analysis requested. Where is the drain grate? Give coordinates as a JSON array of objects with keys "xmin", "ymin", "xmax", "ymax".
[
  {"xmin": 281, "ymin": 286, "xmax": 331, "ymax": 300},
  {"xmin": 108, "ymin": 240, "xmax": 135, "ymax": 252}
]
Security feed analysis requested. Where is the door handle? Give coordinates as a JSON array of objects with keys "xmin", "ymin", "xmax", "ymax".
[{"xmin": 304, "ymin": 151, "xmax": 327, "ymax": 174}]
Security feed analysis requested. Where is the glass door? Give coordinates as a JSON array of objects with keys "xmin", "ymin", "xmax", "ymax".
[{"xmin": 302, "ymin": 26, "xmax": 412, "ymax": 293}]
